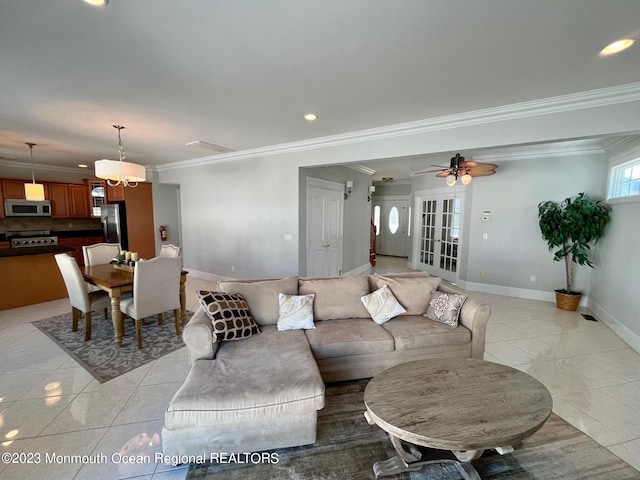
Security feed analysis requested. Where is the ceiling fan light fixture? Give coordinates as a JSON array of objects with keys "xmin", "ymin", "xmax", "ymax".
[
  {"xmin": 446, "ymin": 174, "xmax": 456, "ymax": 187},
  {"xmin": 461, "ymin": 173, "xmax": 472, "ymax": 185}
]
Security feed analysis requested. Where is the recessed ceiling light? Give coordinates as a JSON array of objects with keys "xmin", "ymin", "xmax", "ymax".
[
  {"xmin": 78, "ymin": 164, "xmax": 88, "ymax": 168},
  {"xmin": 83, "ymin": 0, "xmax": 108, "ymax": 6},
  {"xmin": 304, "ymin": 113, "xmax": 318, "ymax": 121},
  {"xmin": 600, "ymin": 38, "xmax": 635, "ymax": 56}
]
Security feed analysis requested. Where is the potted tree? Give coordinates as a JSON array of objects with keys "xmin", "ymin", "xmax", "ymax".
[{"xmin": 537, "ymin": 193, "xmax": 611, "ymax": 311}]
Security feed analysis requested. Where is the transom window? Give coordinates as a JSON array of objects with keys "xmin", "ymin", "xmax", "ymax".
[{"xmin": 609, "ymin": 158, "xmax": 640, "ymax": 199}]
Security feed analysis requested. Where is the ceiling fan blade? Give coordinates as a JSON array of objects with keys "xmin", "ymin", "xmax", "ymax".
[
  {"xmin": 467, "ymin": 169, "xmax": 497, "ymax": 177},
  {"xmin": 412, "ymin": 168, "xmax": 447, "ymax": 175},
  {"xmin": 460, "ymin": 161, "xmax": 498, "ymax": 170},
  {"xmin": 435, "ymin": 171, "xmax": 453, "ymax": 178}
]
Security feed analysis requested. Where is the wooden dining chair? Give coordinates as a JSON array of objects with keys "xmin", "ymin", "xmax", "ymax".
[
  {"xmin": 159, "ymin": 244, "xmax": 181, "ymax": 258},
  {"xmin": 54, "ymin": 253, "xmax": 112, "ymax": 341},
  {"xmin": 118, "ymin": 256, "xmax": 182, "ymax": 349}
]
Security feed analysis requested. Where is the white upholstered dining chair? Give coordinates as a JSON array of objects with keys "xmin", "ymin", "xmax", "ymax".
[
  {"xmin": 82, "ymin": 242, "xmax": 122, "ymax": 292},
  {"xmin": 55, "ymin": 253, "xmax": 112, "ymax": 341},
  {"xmin": 82, "ymin": 242, "xmax": 121, "ymax": 265},
  {"xmin": 118, "ymin": 256, "xmax": 183, "ymax": 349},
  {"xmin": 159, "ymin": 244, "xmax": 181, "ymax": 258}
]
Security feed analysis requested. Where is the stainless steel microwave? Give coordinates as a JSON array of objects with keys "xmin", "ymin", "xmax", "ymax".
[{"xmin": 4, "ymin": 199, "xmax": 52, "ymax": 217}]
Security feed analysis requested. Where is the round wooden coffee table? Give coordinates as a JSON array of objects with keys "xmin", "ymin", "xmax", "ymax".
[{"xmin": 364, "ymin": 358, "xmax": 552, "ymax": 479}]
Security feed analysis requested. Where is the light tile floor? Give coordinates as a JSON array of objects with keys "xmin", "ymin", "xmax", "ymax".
[{"xmin": 0, "ymin": 256, "xmax": 639, "ymax": 479}]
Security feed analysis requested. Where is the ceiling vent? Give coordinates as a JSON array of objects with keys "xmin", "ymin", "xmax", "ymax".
[{"xmin": 185, "ymin": 140, "xmax": 233, "ymax": 154}]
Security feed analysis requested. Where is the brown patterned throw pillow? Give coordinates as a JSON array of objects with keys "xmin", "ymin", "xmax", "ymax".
[
  {"xmin": 424, "ymin": 292, "xmax": 467, "ymax": 327},
  {"xmin": 196, "ymin": 291, "xmax": 261, "ymax": 341}
]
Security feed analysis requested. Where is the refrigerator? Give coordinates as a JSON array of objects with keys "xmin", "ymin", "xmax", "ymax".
[{"xmin": 101, "ymin": 202, "xmax": 129, "ymax": 250}]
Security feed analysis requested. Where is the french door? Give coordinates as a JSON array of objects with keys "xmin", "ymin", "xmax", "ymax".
[{"xmin": 414, "ymin": 191, "xmax": 464, "ymax": 283}]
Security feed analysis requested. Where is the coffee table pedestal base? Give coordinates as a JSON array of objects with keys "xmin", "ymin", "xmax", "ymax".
[
  {"xmin": 373, "ymin": 455, "xmax": 481, "ymax": 480},
  {"xmin": 372, "ymin": 428, "xmax": 512, "ymax": 480}
]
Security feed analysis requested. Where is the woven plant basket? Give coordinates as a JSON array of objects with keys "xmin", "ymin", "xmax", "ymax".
[{"xmin": 555, "ymin": 291, "xmax": 581, "ymax": 311}]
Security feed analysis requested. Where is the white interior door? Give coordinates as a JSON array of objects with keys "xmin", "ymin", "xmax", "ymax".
[
  {"xmin": 307, "ymin": 179, "xmax": 344, "ymax": 277},
  {"xmin": 377, "ymin": 199, "xmax": 408, "ymax": 257},
  {"xmin": 414, "ymin": 192, "xmax": 463, "ymax": 283}
]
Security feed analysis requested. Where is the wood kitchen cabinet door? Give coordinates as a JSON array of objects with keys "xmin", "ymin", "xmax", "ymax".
[
  {"xmin": 47, "ymin": 183, "xmax": 70, "ymax": 217},
  {"xmin": 2, "ymin": 179, "xmax": 27, "ymax": 199},
  {"xmin": 69, "ymin": 184, "xmax": 89, "ymax": 217},
  {"xmin": 107, "ymin": 183, "xmax": 125, "ymax": 201},
  {"xmin": 0, "ymin": 181, "xmax": 4, "ymax": 218}
]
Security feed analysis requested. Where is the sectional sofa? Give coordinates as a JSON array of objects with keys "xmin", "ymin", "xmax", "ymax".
[{"xmin": 162, "ymin": 272, "xmax": 491, "ymax": 457}]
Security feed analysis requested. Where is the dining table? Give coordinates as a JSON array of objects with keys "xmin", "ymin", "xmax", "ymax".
[{"xmin": 80, "ymin": 263, "xmax": 188, "ymax": 347}]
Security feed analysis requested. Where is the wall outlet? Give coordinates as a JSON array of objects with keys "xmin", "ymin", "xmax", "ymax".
[
  {"xmin": 480, "ymin": 270, "xmax": 487, "ymax": 277},
  {"xmin": 530, "ymin": 275, "xmax": 536, "ymax": 283},
  {"xmin": 482, "ymin": 233, "xmax": 488, "ymax": 240},
  {"xmin": 231, "ymin": 265, "xmax": 235, "ymax": 272},
  {"xmin": 284, "ymin": 233, "xmax": 293, "ymax": 241}
]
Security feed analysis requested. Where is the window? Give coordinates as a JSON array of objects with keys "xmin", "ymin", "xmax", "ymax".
[
  {"xmin": 388, "ymin": 207, "xmax": 399, "ymax": 234},
  {"xmin": 609, "ymin": 158, "xmax": 640, "ymax": 199},
  {"xmin": 373, "ymin": 206, "xmax": 381, "ymax": 236}
]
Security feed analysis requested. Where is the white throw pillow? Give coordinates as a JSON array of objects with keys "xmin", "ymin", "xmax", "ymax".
[
  {"xmin": 361, "ymin": 284, "xmax": 407, "ymax": 325},
  {"xmin": 424, "ymin": 292, "xmax": 467, "ymax": 327},
  {"xmin": 277, "ymin": 293, "xmax": 316, "ymax": 331}
]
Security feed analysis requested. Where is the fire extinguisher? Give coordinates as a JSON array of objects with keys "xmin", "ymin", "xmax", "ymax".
[{"xmin": 160, "ymin": 225, "xmax": 167, "ymax": 242}]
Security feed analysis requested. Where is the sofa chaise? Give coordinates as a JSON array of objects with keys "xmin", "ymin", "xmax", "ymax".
[{"xmin": 162, "ymin": 272, "xmax": 491, "ymax": 457}]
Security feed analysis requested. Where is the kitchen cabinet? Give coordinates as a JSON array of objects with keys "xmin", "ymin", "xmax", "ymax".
[
  {"xmin": 124, "ymin": 182, "xmax": 155, "ymax": 259},
  {"xmin": 108, "ymin": 183, "xmax": 125, "ymax": 201},
  {"xmin": 86, "ymin": 179, "xmax": 124, "ymax": 217},
  {"xmin": 57, "ymin": 236, "xmax": 104, "ymax": 266},
  {"xmin": 2, "ymin": 179, "xmax": 27, "ymax": 199},
  {"xmin": 0, "ymin": 178, "xmax": 91, "ymax": 218},
  {"xmin": 69, "ymin": 184, "xmax": 89, "ymax": 217},
  {"xmin": 47, "ymin": 182, "xmax": 70, "ymax": 217}
]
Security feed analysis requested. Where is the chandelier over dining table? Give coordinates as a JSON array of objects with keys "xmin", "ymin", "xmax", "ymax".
[{"xmin": 94, "ymin": 124, "xmax": 146, "ymax": 187}]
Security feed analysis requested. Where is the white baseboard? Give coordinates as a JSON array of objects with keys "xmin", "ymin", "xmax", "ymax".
[
  {"xmin": 458, "ymin": 280, "xmax": 590, "ymax": 307},
  {"xmin": 588, "ymin": 300, "xmax": 640, "ymax": 354},
  {"xmin": 185, "ymin": 268, "xmax": 235, "ymax": 283},
  {"xmin": 343, "ymin": 263, "xmax": 372, "ymax": 276}
]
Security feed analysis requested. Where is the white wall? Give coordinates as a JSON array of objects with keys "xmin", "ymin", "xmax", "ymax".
[
  {"xmin": 298, "ymin": 166, "xmax": 373, "ymax": 275},
  {"xmin": 157, "ymin": 89, "xmax": 640, "ymax": 289}
]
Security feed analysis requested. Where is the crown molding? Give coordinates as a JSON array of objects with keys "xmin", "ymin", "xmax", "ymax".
[
  {"xmin": 346, "ymin": 164, "xmax": 376, "ymax": 176},
  {"xmin": 0, "ymin": 159, "xmax": 90, "ymax": 174},
  {"xmin": 156, "ymin": 82, "xmax": 640, "ymax": 172}
]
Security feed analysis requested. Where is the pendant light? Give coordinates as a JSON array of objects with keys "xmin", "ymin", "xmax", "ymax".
[
  {"xmin": 95, "ymin": 125, "xmax": 146, "ymax": 187},
  {"xmin": 24, "ymin": 142, "xmax": 45, "ymax": 201}
]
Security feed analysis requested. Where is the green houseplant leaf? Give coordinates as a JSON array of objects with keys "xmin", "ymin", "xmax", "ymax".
[{"xmin": 537, "ymin": 193, "xmax": 611, "ymax": 294}]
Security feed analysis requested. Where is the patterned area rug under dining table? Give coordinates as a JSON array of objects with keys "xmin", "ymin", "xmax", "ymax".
[
  {"xmin": 33, "ymin": 310, "xmax": 192, "ymax": 383},
  {"xmin": 187, "ymin": 379, "xmax": 639, "ymax": 480}
]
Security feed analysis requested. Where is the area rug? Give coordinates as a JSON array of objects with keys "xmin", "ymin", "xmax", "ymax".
[
  {"xmin": 187, "ymin": 379, "xmax": 638, "ymax": 480},
  {"xmin": 33, "ymin": 310, "xmax": 192, "ymax": 383}
]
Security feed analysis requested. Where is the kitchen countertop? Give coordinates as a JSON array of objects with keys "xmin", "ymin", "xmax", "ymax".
[
  {"xmin": 0, "ymin": 245, "xmax": 74, "ymax": 258},
  {"xmin": 51, "ymin": 230, "xmax": 104, "ymax": 238}
]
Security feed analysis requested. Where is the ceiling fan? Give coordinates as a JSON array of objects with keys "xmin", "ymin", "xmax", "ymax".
[{"xmin": 413, "ymin": 153, "xmax": 498, "ymax": 186}]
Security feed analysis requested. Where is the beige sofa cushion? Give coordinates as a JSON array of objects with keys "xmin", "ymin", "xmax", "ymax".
[
  {"xmin": 218, "ymin": 276, "xmax": 299, "ymax": 325},
  {"xmin": 304, "ymin": 318, "xmax": 394, "ymax": 359},
  {"xmin": 381, "ymin": 315, "xmax": 471, "ymax": 350},
  {"xmin": 376, "ymin": 275, "xmax": 441, "ymax": 315},
  {"xmin": 299, "ymin": 276, "xmax": 370, "ymax": 320},
  {"xmin": 367, "ymin": 271, "xmax": 431, "ymax": 292},
  {"xmin": 166, "ymin": 326, "xmax": 325, "ymax": 428}
]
